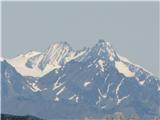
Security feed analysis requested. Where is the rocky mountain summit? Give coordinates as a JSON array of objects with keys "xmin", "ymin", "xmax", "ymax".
[{"xmin": 2, "ymin": 40, "xmax": 160, "ymax": 120}]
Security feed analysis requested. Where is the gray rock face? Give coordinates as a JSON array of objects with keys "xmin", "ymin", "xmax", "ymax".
[{"xmin": 1, "ymin": 40, "xmax": 160, "ymax": 120}]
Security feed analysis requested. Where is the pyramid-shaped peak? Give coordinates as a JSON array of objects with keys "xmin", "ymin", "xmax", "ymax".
[
  {"xmin": 48, "ymin": 41, "xmax": 73, "ymax": 52},
  {"xmin": 97, "ymin": 39, "xmax": 112, "ymax": 47},
  {"xmin": 50, "ymin": 41, "xmax": 71, "ymax": 47},
  {"xmin": 58, "ymin": 41, "xmax": 71, "ymax": 47},
  {"xmin": 89, "ymin": 39, "xmax": 118, "ymax": 61}
]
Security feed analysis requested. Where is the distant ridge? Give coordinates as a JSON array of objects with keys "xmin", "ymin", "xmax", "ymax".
[{"xmin": 1, "ymin": 114, "xmax": 43, "ymax": 120}]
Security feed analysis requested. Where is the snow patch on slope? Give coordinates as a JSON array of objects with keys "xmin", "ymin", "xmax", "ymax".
[
  {"xmin": 68, "ymin": 94, "xmax": 77, "ymax": 100},
  {"xmin": 96, "ymin": 96, "xmax": 101, "ymax": 105},
  {"xmin": 135, "ymin": 77, "xmax": 145, "ymax": 86},
  {"xmin": 54, "ymin": 97, "xmax": 59, "ymax": 102},
  {"xmin": 115, "ymin": 61, "xmax": 135, "ymax": 77},
  {"xmin": 7, "ymin": 51, "xmax": 44, "ymax": 77},
  {"xmin": 98, "ymin": 88, "xmax": 107, "ymax": 99},
  {"xmin": 84, "ymin": 81, "xmax": 91, "ymax": 87},
  {"xmin": 117, "ymin": 95, "xmax": 129, "ymax": 105},
  {"xmin": 56, "ymin": 86, "xmax": 65, "ymax": 96},
  {"xmin": 116, "ymin": 79, "xmax": 124, "ymax": 95},
  {"xmin": 68, "ymin": 94, "xmax": 79, "ymax": 103},
  {"xmin": 118, "ymin": 54, "xmax": 154, "ymax": 76},
  {"xmin": 98, "ymin": 59, "xmax": 105, "ymax": 72},
  {"xmin": 106, "ymin": 83, "xmax": 112, "ymax": 98},
  {"xmin": 115, "ymin": 78, "xmax": 130, "ymax": 105},
  {"xmin": 27, "ymin": 82, "xmax": 41, "ymax": 92},
  {"xmin": 52, "ymin": 77, "xmax": 65, "ymax": 91}
]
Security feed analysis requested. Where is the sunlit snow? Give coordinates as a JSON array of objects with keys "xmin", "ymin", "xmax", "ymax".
[
  {"xmin": 98, "ymin": 59, "xmax": 105, "ymax": 72},
  {"xmin": 84, "ymin": 81, "xmax": 91, "ymax": 87},
  {"xmin": 115, "ymin": 61, "xmax": 135, "ymax": 77}
]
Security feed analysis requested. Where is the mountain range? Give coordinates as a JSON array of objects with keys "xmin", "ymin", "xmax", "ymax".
[{"xmin": 1, "ymin": 40, "xmax": 160, "ymax": 120}]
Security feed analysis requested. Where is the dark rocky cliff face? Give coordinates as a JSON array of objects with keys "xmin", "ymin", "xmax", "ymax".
[{"xmin": 1, "ymin": 114, "xmax": 43, "ymax": 120}]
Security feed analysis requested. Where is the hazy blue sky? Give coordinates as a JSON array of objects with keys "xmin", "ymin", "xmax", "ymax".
[{"xmin": 2, "ymin": 1, "xmax": 159, "ymax": 76}]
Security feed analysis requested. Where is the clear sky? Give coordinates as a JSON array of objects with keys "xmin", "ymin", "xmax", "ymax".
[{"xmin": 2, "ymin": 1, "xmax": 159, "ymax": 76}]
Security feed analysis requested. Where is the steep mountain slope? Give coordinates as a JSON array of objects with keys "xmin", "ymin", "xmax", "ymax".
[
  {"xmin": 37, "ymin": 40, "xmax": 159, "ymax": 119},
  {"xmin": 1, "ymin": 60, "xmax": 32, "ymax": 97},
  {"xmin": 7, "ymin": 42, "xmax": 88, "ymax": 77},
  {"xmin": 1, "ymin": 60, "xmax": 48, "ymax": 118},
  {"xmin": 2, "ymin": 40, "xmax": 160, "ymax": 120}
]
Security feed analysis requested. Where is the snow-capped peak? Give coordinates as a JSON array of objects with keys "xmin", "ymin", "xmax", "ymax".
[
  {"xmin": 46, "ymin": 41, "xmax": 73, "ymax": 54},
  {"xmin": 99, "ymin": 40, "xmax": 118, "ymax": 61},
  {"xmin": 7, "ymin": 41, "xmax": 88, "ymax": 77},
  {"xmin": 82, "ymin": 40, "xmax": 118, "ymax": 62},
  {"xmin": 97, "ymin": 39, "xmax": 112, "ymax": 47},
  {"xmin": 5, "ymin": 40, "xmax": 155, "ymax": 78},
  {"xmin": 37, "ymin": 41, "xmax": 74, "ymax": 70},
  {"xmin": 95, "ymin": 40, "xmax": 118, "ymax": 61}
]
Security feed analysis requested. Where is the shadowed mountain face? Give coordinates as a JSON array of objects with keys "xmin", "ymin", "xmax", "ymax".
[
  {"xmin": 1, "ymin": 114, "xmax": 43, "ymax": 120},
  {"xmin": 1, "ymin": 40, "xmax": 160, "ymax": 120}
]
